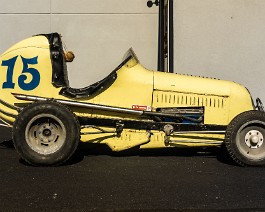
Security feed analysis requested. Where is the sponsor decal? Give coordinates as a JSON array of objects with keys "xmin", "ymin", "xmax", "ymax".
[{"xmin": 132, "ymin": 105, "xmax": 151, "ymax": 111}]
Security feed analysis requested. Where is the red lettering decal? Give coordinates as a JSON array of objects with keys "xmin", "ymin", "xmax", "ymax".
[{"xmin": 132, "ymin": 105, "xmax": 151, "ymax": 111}]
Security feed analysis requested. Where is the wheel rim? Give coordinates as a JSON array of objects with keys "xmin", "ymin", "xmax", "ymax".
[
  {"xmin": 25, "ymin": 114, "xmax": 66, "ymax": 155},
  {"xmin": 236, "ymin": 120, "xmax": 265, "ymax": 161}
]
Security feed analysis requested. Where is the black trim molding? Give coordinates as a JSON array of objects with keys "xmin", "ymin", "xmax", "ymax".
[{"xmin": 40, "ymin": 33, "xmax": 69, "ymax": 88}]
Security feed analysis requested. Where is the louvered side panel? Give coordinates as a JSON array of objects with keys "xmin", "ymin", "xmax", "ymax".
[
  {"xmin": 153, "ymin": 90, "xmax": 227, "ymax": 108},
  {"xmin": 152, "ymin": 90, "xmax": 229, "ymax": 125}
]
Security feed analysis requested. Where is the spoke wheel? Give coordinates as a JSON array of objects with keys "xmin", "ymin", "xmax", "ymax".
[{"xmin": 13, "ymin": 101, "xmax": 80, "ymax": 166}]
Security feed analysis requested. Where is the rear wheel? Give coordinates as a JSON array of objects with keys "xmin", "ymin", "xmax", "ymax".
[
  {"xmin": 225, "ymin": 110, "xmax": 265, "ymax": 166},
  {"xmin": 13, "ymin": 101, "xmax": 80, "ymax": 166}
]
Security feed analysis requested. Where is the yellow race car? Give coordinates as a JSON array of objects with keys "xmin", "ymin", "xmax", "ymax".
[{"xmin": 0, "ymin": 33, "xmax": 264, "ymax": 166}]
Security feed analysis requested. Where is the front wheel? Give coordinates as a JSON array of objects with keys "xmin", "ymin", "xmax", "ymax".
[
  {"xmin": 13, "ymin": 101, "xmax": 80, "ymax": 166},
  {"xmin": 225, "ymin": 110, "xmax": 265, "ymax": 166}
]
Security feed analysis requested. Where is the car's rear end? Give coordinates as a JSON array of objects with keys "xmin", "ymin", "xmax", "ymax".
[{"xmin": 0, "ymin": 35, "xmax": 63, "ymax": 125}]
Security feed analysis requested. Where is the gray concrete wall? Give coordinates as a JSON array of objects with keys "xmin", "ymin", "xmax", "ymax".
[{"xmin": 174, "ymin": 0, "xmax": 265, "ymax": 102}]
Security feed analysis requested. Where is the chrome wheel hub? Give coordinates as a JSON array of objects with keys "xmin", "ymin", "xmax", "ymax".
[
  {"xmin": 25, "ymin": 114, "xmax": 66, "ymax": 155},
  {"xmin": 36, "ymin": 123, "xmax": 58, "ymax": 144},
  {"xmin": 245, "ymin": 130, "xmax": 263, "ymax": 149}
]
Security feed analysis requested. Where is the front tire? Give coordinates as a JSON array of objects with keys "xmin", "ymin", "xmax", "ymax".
[
  {"xmin": 13, "ymin": 101, "xmax": 80, "ymax": 166},
  {"xmin": 225, "ymin": 110, "xmax": 265, "ymax": 166}
]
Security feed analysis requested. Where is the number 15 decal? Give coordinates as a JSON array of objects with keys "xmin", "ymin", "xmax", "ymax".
[{"xmin": 1, "ymin": 56, "xmax": 40, "ymax": 91}]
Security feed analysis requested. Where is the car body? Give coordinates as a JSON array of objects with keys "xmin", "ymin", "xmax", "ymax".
[{"xmin": 0, "ymin": 33, "xmax": 264, "ymax": 166}]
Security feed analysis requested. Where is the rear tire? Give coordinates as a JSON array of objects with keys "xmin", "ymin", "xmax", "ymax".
[
  {"xmin": 13, "ymin": 101, "xmax": 80, "ymax": 166},
  {"xmin": 225, "ymin": 110, "xmax": 265, "ymax": 166}
]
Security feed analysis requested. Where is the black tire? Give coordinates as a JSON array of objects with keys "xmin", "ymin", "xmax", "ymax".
[
  {"xmin": 13, "ymin": 101, "xmax": 80, "ymax": 166},
  {"xmin": 225, "ymin": 110, "xmax": 265, "ymax": 166}
]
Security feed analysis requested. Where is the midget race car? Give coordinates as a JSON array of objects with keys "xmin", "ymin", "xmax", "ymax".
[{"xmin": 0, "ymin": 33, "xmax": 265, "ymax": 166}]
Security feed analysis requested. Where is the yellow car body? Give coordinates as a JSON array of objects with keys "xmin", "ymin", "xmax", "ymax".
[{"xmin": 0, "ymin": 33, "xmax": 263, "ymax": 166}]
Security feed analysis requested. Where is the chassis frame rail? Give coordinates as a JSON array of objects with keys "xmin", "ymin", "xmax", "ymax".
[{"xmin": 12, "ymin": 93, "xmax": 203, "ymax": 123}]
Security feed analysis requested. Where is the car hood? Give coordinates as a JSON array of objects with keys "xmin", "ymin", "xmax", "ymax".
[{"xmin": 153, "ymin": 71, "xmax": 247, "ymax": 97}]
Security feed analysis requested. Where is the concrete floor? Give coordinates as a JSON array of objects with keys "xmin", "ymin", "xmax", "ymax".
[{"xmin": 1, "ymin": 127, "xmax": 265, "ymax": 211}]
